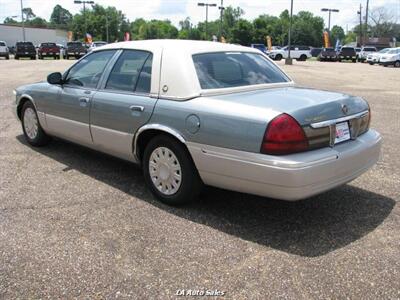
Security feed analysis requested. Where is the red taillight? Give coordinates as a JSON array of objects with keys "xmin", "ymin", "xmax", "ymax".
[{"xmin": 261, "ymin": 113, "xmax": 309, "ymax": 155}]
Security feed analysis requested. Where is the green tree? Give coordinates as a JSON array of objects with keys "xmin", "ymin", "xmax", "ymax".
[
  {"xmin": 27, "ymin": 17, "xmax": 47, "ymax": 28},
  {"xmin": 50, "ymin": 5, "xmax": 73, "ymax": 27},
  {"xmin": 330, "ymin": 25, "xmax": 345, "ymax": 43},
  {"xmin": 22, "ymin": 7, "xmax": 35, "ymax": 21},
  {"xmin": 231, "ymin": 19, "xmax": 254, "ymax": 45},
  {"xmin": 3, "ymin": 17, "xmax": 18, "ymax": 24},
  {"xmin": 291, "ymin": 11, "xmax": 324, "ymax": 47}
]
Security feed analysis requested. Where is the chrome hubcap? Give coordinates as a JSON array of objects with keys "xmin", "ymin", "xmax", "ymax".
[
  {"xmin": 149, "ymin": 147, "xmax": 182, "ymax": 195},
  {"xmin": 23, "ymin": 107, "xmax": 38, "ymax": 140}
]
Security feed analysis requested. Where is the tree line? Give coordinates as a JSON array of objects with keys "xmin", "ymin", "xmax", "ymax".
[{"xmin": 3, "ymin": 4, "xmax": 399, "ymax": 47}]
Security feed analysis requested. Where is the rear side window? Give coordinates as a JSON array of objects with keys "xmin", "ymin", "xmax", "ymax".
[
  {"xmin": 193, "ymin": 52, "xmax": 289, "ymax": 89},
  {"xmin": 105, "ymin": 50, "xmax": 152, "ymax": 93}
]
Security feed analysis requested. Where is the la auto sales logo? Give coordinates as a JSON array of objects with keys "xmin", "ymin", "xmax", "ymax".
[{"xmin": 176, "ymin": 289, "xmax": 225, "ymax": 297}]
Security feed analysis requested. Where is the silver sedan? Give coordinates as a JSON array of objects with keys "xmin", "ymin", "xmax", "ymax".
[{"xmin": 14, "ymin": 40, "xmax": 382, "ymax": 205}]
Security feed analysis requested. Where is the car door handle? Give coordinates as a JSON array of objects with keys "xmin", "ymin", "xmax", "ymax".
[
  {"xmin": 79, "ymin": 97, "xmax": 90, "ymax": 103},
  {"xmin": 129, "ymin": 105, "xmax": 145, "ymax": 112}
]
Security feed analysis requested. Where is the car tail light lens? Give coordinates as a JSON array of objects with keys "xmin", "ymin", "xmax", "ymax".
[{"xmin": 261, "ymin": 113, "xmax": 309, "ymax": 155}]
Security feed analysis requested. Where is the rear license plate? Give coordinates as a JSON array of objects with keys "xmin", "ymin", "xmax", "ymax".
[
  {"xmin": 335, "ymin": 122, "xmax": 350, "ymax": 144},
  {"xmin": 49, "ymin": 52, "xmax": 53, "ymax": 55},
  {"xmin": 25, "ymin": 52, "xmax": 28, "ymax": 54}
]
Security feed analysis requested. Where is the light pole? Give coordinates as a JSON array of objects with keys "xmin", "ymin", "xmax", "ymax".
[
  {"xmin": 74, "ymin": 0, "xmax": 94, "ymax": 39},
  {"xmin": 285, "ymin": 0, "xmax": 294, "ymax": 65},
  {"xmin": 218, "ymin": 0, "xmax": 225, "ymax": 40},
  {"xmin": 321, "ymin": 8, "xmax": 339, "ymax": 32},
  {"xmin": 198, "ymin": 2, "xmax": 217, "ymax": 40},
  {"xmin": 20, "ymin": 0, "xmax": 26, "ymax": 41},
  {"xmin": 357, "ymin": 4, "xmax": 363, "ymax": 46}
]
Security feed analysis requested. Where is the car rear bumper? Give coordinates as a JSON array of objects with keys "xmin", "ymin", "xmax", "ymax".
[
  {"xmin": 187, "ymin": 129, "xmax": 382, "ymax": 201},
  {"xmin": 16, "ymin": 52, "xmax": 36, "ymax": 57}
]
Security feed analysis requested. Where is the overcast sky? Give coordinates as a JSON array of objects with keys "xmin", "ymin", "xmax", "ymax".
[{"xmin": 0, "ymin": 0, "xmax": 399, "ymax": 32}]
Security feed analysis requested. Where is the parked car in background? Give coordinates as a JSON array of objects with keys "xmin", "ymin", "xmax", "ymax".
[
  {"xmin": 355, "ymin": 47, "xmax": 361, "ymax": 59},
  {"xmin": 65, "ymin": 41, "xmax": 87, "ymax": 59},
  {"xmin": 366, "ymin": 48, "xmax": 391, "ymax": 65},
  {"xmin": 310, "ymin": 47, "xmax": 322, "ymax": 57},
  {"xmin": 318, "ymin": 47, "xmax": 338, "ymax": 61},
  {"xmin": 0, "ymin": 41, "xmax": 10, "ymax": 59},
  {"xmin": 56, "ymin": 44, "xmax": 66, "ymax": 57},
  {"xmin": 14, "ymin": 41, "xmax": 36, "ymax": 60},
  {"xmin": 358, "ymin": 46, "xmax": 377, "ymax": 62},
  {"xmin": 38, "ymin": 43, "xmax": 60, "ymax": 60},
  {"xmin": 338, "ymin": 47, "xmax": 357, "ymax": 62},
  {"xmin": 268, "ymin": 45, "xmax": 311, "ymax": 61},
  {"xmin": 88, "ymin": 41, "xmax": 108, "ymax": 52},
  {"xmin": 379, "ymin": 47, "xmax": 400, "ymax": 67},
  {"xmin": 13, "ymin": 40, "xmax": 381, "ymax": 205},
  {"xmin": 250, "ymin": 43, "xmax": 267, "ymax": 54}
]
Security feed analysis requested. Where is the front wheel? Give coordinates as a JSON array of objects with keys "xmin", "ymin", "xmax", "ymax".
[
  {"xmin": 394, "ymin": 61, "xmax": 400, "ymax": 68},
  {"xmin": 143, "ymin": 135, "xmax": 202, "ymax": 205},
  {"xmin": 21, "ymin": 101, "xmax": 51, "ymax": 147},
  {"xmin": 275, "ymin": 54, "xmax": 282, "ymax": 61}
]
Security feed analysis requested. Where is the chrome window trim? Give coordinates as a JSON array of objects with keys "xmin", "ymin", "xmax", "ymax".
[{"xmin": 310, "ymin": 110, "xmax": 369, "ymax": 129}]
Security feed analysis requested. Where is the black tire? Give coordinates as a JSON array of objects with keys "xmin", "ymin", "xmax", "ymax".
[
  {"xmin": 352, "ymin": 59, "xmax": 356, "ymax": 63},
  {"xmin": 15, "ymin": 56, "xmax": 19, "ymax": 60},
  {"xmin": 31, "ymin": 56, "xmax": 36, "ymax": 60},
  {"xmin": 21, "ymin": 101, "xmax": 51, "ymax": 147},
  {"xmin": 299, "ymin": 54, "xmax": 307, "ymax": 61},
  {"xmin": 6, "ymin": 55, "xmax": 9, "ymax": 60},
  {"xmin": 369, "ymin": 62, "xmax": 374, "ymax": 65},
  {"xmin": 394, "ymin": 61, "xmax": 400, "ymax": 68},
  {"xmin": 143, "ymin": 135, "xmax": 202, "ymax": 205},
  {"xmin": 275, "ymin": 54, "xmax": 282, "ymax": 61}
]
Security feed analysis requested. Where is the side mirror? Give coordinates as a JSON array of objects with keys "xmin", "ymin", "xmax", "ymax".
[{"xmin": 47, "ymin": 72, "xmax": 63, "ymax": 85}]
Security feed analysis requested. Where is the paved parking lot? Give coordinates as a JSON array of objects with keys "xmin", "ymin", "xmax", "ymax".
[{"xmin": 0, "ymin": 58, "xmax": 399, "ymax": 299}]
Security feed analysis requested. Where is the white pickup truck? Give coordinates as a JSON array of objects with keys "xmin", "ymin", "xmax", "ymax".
[
  {"xmin": 267, "ymin": 45, "xmax": 312, "ymax": 61},
  {"xmin": 0, "ymin": 41, "xmax": 10, "ymax": 60}
]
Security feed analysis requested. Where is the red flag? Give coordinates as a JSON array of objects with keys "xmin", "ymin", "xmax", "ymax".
[{"xmin": 124, "ymin": 32, "xmax": 130, "ymax": 41}]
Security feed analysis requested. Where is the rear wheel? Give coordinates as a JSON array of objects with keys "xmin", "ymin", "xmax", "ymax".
[
  {"xmin": 394, "ymin": 61, "xmax": 400, "ymax": 68},
  {"xmin": 6, "ymin": 55, "xmax": 9, "ymax": 60},
  {"xmin": 275, "ymin": 54, "xmax": 282, "ymax": 61},
  {"xmin": 299, "ymin": 54, "xmax": 307, "ymax": 61},
  {"xmin": 15, "ymin": 55, "xmax": 19, "ymax": 60},
  {"xmin": 143, "ymin": 135, "xmax": 202, "ymax": 205},
  {"xmin": 352, "ymin": 59, "xmax": 356, "ymax": 63},
  {"xmin": 21, "ymin": 101, "xmax": 51, "ymax": 147}
]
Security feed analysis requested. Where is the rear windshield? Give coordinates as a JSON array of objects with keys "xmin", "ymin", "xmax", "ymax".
[
  {"xmin": 193, "ymin": 52, "xmax": 289, "ymax": 89},
  {"xmin": 341, "ymin": 47, "xmax": 354, "ymax": 50},
  {"xmin": 17, "ymin": 42, "xmax": 34, "ymax": 46},
  {"xmin": 363, "ymin": 47, "xmax": 376, "ymax": 51},
  {"xmin": 67, "ymin": 42, "xmax": 83, "ymax": 46},
  {"xmin": 324, "ymin": 48, "xmax": 334, "ymax": 51},
  {"xmin": 41, "ymin": 43, "xmax": 56, "ymax": 47},
  {"xmin": 0, "ymin": 42, "xmax": 5, "ymax": 46}
]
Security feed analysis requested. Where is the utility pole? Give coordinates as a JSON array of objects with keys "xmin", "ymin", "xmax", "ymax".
[
  {"xmin": 218, "ymin": 0, "xmax": 224, "ymax": 40},
  {"xmin": 74, "ymin": 0, "xmax": 94, "ymax": 39},
  {"xmin": 365, "ymin": 0, "xmax": 369, "ymax": 43},
  {"xmin": 198, "ymin": 2, "xmax": 217, "ymax": 40},
  {"xmin": 20, "ymin": 0, "xmax": 26, "ymax": 41},
  {"xmin": 105, "ymin": 16, "xmax": 109, "ymax": 43},
  {"xmin": 357, "ymin": 4, "xmax": 363, "ymax": 46},
  {"xmin": 285, "ymin": 0, "xmax": 294, "ymax": 65}
]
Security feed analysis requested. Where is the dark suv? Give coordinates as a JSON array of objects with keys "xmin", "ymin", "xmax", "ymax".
[
  {"xmin": 15, "ymin": 42, "xmax": 36, "ymax": 60},
  {"xmin": 338, "ymin": 47, "xmax": 357, "ymax": 63},
  {"xmin": 38, "ymin": 43, "xmax": 60, "ymax": 59},
  {"xmin": 65, "ymin": 42, "xmax": 87, "ymax": 59}
]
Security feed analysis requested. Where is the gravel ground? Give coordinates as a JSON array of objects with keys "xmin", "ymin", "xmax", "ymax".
[{"xmin": 0, "ymin": 57, "xmax": 399, "ymax": 299}]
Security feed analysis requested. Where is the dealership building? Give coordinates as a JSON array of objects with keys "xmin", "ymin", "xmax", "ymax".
[{"xmin": 0, "ymin": 24, "xmax": 68, "ymax": 46}]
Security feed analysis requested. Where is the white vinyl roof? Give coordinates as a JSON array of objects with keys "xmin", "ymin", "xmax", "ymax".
[{"xmin": 96, "ymin": 40, "xmax": 293, "ymax": 100}]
